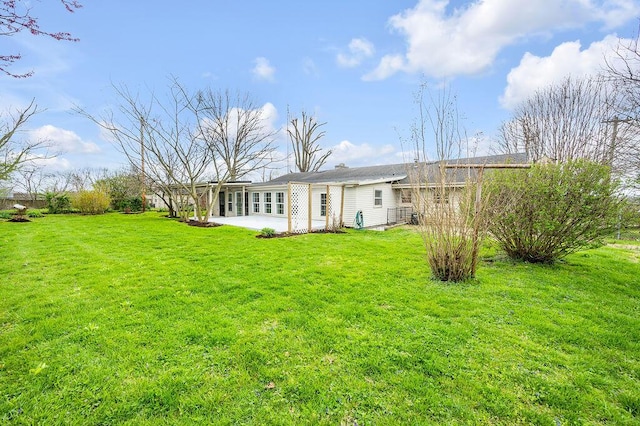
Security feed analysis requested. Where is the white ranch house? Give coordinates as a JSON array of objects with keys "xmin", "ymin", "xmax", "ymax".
[{"xmin": 184, "ymin": 153, "xmax": 526, "ymax": 233}]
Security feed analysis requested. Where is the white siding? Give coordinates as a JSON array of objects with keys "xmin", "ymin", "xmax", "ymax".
[
  {"xmin": 310, "ymin": 187, "xmax": 324, "ymax": 221},
  {"xmin": 342, "ymin": 187, "xmax": 358, "ymax": 227},
  {"xmin": 343, "ymin": 183, "xmax": 397, "ymax": 228},
  {"xmin": 248, "ymin": 183, "xmax": 401, "ymax": 228}
]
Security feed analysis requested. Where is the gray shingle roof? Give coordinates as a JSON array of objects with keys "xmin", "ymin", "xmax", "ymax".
[
  {"xmin": 397, "ymin": 153, "xmax": 529, "ymax": 185},
  {"xmin": 255, "ymin": 153, "xmax": 527, "ymax": 186},
  {"xmin": 255, "ymin": 163, "xmax": 408, "ymax": 186}
]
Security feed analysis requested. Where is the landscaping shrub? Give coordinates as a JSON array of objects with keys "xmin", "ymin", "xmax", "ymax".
[
  {"xmin": 118, "ymin": 196, "xmax": 143, "ymax": 212},
  {"xmin": 424, "ymin": 233, "xmax": 477, "ymax": 282},
  {"xmin": 45, "ymin": 192, "xmax": 72, "ymax": 214},
  {"xmin": 411, "ymin": 167, "xmax": 489, "ymax": 283},
  {"xmin": 72, "ymin": 190, "xmax": 111, "ymax": 215},
  {"xmin": 483, "ymin": 160, "xmax": 622, "ymax": 263},
  {"xmin": 94, "ymin": 171, "xmax": 144, "ymax": 212},
  {"xmin": 260, "ymin": 227, "xmax": 276, "ymax": 238},
  {"xmin": 621, "ymin": 198, "xmax": 640, "ymax": 228}
]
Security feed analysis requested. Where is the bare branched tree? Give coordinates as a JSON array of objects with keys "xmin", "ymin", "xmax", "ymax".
[
  {"xmin": 189, "ymin": 88, "xmax": 277, "ymax": 180},
  {"xmin": 10, "ymin": 166, "xmax": 108, "ymax": 210},
  {"xmin": 50, "ymin": 167, "xmax": 108, "ymax": 192},
  {"xmin": 185, "ymin": 86, "xmax": 277, "ymax": 218},
  {"xmin": 0, "ymin": 100, "xmax": 51, "ymax": 182},
  {"xmin": 42, "ymin": 170, "xmax": 75, "ymax": 194},
  {"xmin": 12, "ymin": 165, "xmax": 46, "ymax": 202},
  {"xmin": 606, "ymin": 32, "xmax": 640, "ymax": 115},
  {"xmin": 496, "ymin": 76, "xmax": 633, "ymax": 173},
  {"xmin": 77, "ymin": 82, "xmax": 210, "ymax": 221},
  {"xmin": 287, "ymin": 110, "xmax": 330, "ymax": 172},
  {"xmin": 79, "ymin": 82, "xmax": 277, "ymax": 223},
  {"xmin": 605, "ymin": 32, "xmax": 640, "ymax": 185}
]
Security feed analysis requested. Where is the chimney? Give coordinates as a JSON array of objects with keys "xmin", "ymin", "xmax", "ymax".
[{"xmin": 335, "ymin": 163, "xmax": 348, "ymax": 169}]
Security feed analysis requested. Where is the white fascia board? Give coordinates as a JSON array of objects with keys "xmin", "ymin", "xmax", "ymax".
[
  {"xmin": 392, "ymin": 182, "xmax": 467, "ymax": 189},
  {"xmin": 247, "ymin": 183, "xmax": 289, "ymax": 191}
]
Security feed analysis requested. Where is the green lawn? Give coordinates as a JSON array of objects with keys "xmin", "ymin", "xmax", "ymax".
[{"xmin": 1, "ymin": 213, "xmax": 639, "ymax": 425}]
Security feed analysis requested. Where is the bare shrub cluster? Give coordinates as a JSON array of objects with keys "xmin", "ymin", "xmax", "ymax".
[
  {"xmin": 408, "ymin": 85, "xmax": 489, "ymax": 282},
  {"xmin": 413, "ymin": 175, "xmax": 483, "ymax": 281}
]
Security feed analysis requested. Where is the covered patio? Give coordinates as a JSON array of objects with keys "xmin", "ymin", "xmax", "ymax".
[{"xmin": 209, "ymin": 215, "xmax": 327, "ymax": 233}]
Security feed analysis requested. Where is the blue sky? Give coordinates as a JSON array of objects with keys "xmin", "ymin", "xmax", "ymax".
[{"xmin": 1, "ymin": 0, "xmax": 639, "ymax": 178}]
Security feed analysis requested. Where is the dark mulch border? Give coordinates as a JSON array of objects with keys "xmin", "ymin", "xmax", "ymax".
[
  {"xmin": 256, "ymin": 232, "xmax": 292, "ymax": 239},
  {"xmin": 256, "ymin": 229, "xmax": 346, "ymax": 239},
  {"xmin": 311, "ymin": 229, "xmax": 346, "ymax": 235},
  {"xmin": 8, "ymin": 217, "xmax": 31, "ymax": 223},
  {"xmin": 187, "ymin": 220, "xmax": 222, "ymax": 228}
]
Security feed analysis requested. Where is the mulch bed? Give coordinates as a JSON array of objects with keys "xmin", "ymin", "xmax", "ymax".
[
  {"xmin": 8, "ymin": 217, "xmax": 31, "ymax": 223},
  {"xmin": 187, "ymin": 220, "xmax": 222, "ymax": 228},
  {"xmin": 256, "ymin": 232, "xmax": 292, "ymax": 239},
  {"xmin": 256, "ymin": 229, "xmax": 346, "ymax": 238}
]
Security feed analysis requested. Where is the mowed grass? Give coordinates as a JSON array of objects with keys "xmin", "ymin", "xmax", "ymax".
[{"xmin": 1, "ymin": 213, "xmax": 639, "ymax": 425}]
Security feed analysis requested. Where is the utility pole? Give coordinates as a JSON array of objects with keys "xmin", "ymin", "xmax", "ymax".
[
  {"xmin": 602, "ymin": 115, "xmax": 634, "ymax": 167},
  {"xmin": 140, "ymin": 116, "xmax": 146, "ymax": 213},
  {"xmin": 604, "ymin": 116, "xmax": 619, "ymax": 166}
]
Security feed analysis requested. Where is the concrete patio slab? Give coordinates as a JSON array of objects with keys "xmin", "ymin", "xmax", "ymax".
[{"xmin": 208, "ymin": 215, "xmax": 327, "ymax": 233}]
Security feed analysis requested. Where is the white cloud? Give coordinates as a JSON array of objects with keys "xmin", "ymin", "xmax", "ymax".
[
  {"xmin": 328, "ymin": 140, "xmax": 397, "ymax": 167},
  {"xmin": 365, "ymin": 0, "xmax": 639, "ymax": 80},
  {"xmin": 501, "ymin": 35, "xmax": 625, "ymax": 109},
  {"xmin": 252, "ymin": 57, "xmax": 276, "ymax": 82},
  {"xmin": 337, "ymin": 38, "xmax": 375, "ymax": 68},
  {"xmin": 363, "ymin": 55, "xmax": 405, "ymax": 81},
  {"xmin": 600, "ymin": 0, "xmax": 640, "ymax": 29},
  {"xmin": 30, "ymin": 125, "xmax": 101, "ymax": 154},
  {"xmin": 302, "ymin": 57, "xmax": 319, "ymax": 76},
  {"xmin": 198, "ymin": 102, "xmax": 282, "ymax": 148},
  {"xmin": 258, "ymin": 102, "xmax": 279, "ymax": 133}
]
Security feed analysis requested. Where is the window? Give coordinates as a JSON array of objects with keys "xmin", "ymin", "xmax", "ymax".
[
  {"xmin": 320, "ymin": 193, "xmax": 327, "ymax": 216},
  {"xmin": 374, "ymin": 189, "xmax": 383, "ymax": 207},
  {"xmin": 276, "ymin": 192, "xmax": 285, "ymax": 215},
  {"xmin": 235, "ymin": 192, "xmax": 243, "ymax": 217},
  {"xmin": 264, "ymin": 192, "xmax": 272, "ymax": 214},
  {"xmin": 253, "ymin": 193, "xmax": 260, "ymax": 213},
  {"xmin": 400, "ymin": 189, "xmax": 412, "ymax": 204},
  {"xmin": 227, "ymin": 192, "xmax": 233, "ymax": 212},
  {"xmin": 434, "ymin": 187, "xmax": 449, "ymax": 204}
]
